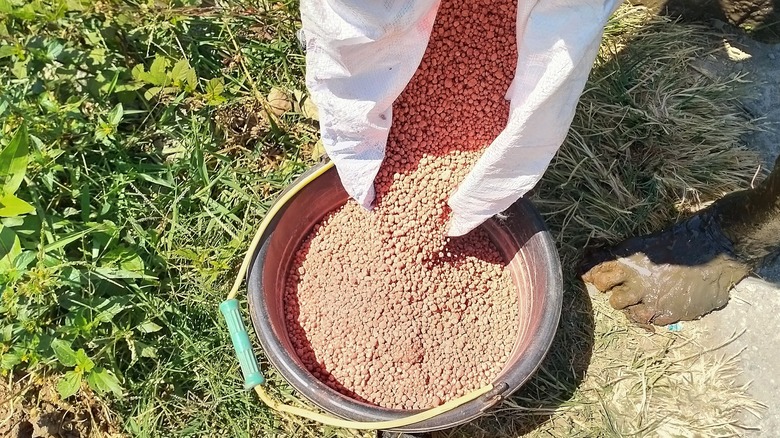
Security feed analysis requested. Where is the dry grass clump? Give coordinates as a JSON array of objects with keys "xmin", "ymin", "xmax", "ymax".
[
  {"xmin": 438, "ymin": 6, "xmax": 763, "ymax": 438},
  {"xmin": 537, "ymin": 7, "xmax": 760, "ymax": 262}
]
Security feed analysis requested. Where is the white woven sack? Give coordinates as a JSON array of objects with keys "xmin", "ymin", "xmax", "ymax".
[{"xmin": 300, "ymin": 0, "xmax": 622, "ymax": 236}]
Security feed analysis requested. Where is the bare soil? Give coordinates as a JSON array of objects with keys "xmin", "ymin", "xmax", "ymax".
[{"xmin": 0, "ymin": 377, "xmax": 122, "ymax": 438}]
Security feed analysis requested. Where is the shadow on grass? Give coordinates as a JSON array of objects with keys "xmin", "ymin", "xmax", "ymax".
[{"xmin": 630, "ymin": 0, "xmax": 780, "ymax": 42}]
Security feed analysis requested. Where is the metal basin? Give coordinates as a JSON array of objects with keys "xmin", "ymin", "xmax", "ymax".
[{"xmin": 246, "ymin": 162, "xmax": 563, "ymax": 433}]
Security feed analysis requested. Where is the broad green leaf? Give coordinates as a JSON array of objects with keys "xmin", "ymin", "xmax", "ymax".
[
  {"xmin": 57, "ymin": 371, "xmax": 81, "ymax": 399},
  {"xmin": 130, "ymin": 64, "xmax": 145, "ymax": 81},
  {"xmin": 93, "ymin": 295, "xmax": 129, "ymax": 322},
  {"xmin": 0, "ymin": 193, "xmax": 35, "ymax": 217},
  {"xmin": 0, "ymin": 124, "xmax": 30, "ymax": 194},
  {"xmin": 186, "ymin": 71, "xmax": 197, "ymax": 90},
  {"xmin": 120, "ymin": 254, "xmax": 144, "ymax": 274},
  {"xmin": 170, "ymin": 59, "xmax": 189, "ymax": 83},
  {"xmin": 83, "ymin": 30, "xmax": 101, "ymax": 46},
  {"xmin": 148, "ymin": 57, "xmax": 169, "ymax": 85},
  {"xmin": 98, "ymin": 246, "xmax": 127, "ymax": 265},
  {"xmin": 74, "ymin": 349, "xmax": 94, "ymax": 372},
  {"xmin": 101, "ymin": 246, "xmax": 144, "ymax": 274},
  {"xmin": 0, "ymin": 45, "xmax": 14, "ymax": 58},
  {"xmin": 113, "ymin": 81, "xmax": 144, "ymax": 92},
  {"xmin": 67, "ymin": 309, "xmax": 92, "ymax": 334},
  {"xmin": 143, "ymin": 86, "xmax": 162, "ymax": 100},
  {"xmin": 138, "ymin": 342, "xmax": 157, "ymax": 359},
  {"xmin": 0, "ymin": 225, "xmax": 21, "ymax": 271},
  {"xmin": 65, "ymin": 0, "xmax": 86, "ymax": 11},
  {"xmin": 108, "ymin": 103, "xmax": 123, "ymax": 126},
  {"xmin": 39, "ymin": 92, "xmax": 59, "ymax": 113},
  {"xmin": 138, "ymin": 321, "xmax": 162, "ymax": 334},
  {"xmin": 205, "ymin": 78, "xmax": 224, "ymax": 94},
  {"xmin": 13, "ymin": 3, "xmax": 35, "ymax": 20},
  {"xmin": 132, "ymin": 57, "xmax": 169, "ymax": 87},
  {"xmin": 45, "ymin": 40, "xmax": 64, "ymax": 60},
  {"xmin": 7, "ymin": 214, "xmax": 39, "ymax": 237},
  {"xmin": 0, "ymin": 351, "xmax": 21, "ymax": 370},
  {"xmin": 11, "ymin": 60, "xmax": 26, "ymax": 79},
  {"xmin": 1, "ymin": 216, "xmax": 23, "ymax": 228},
  {"xmin": 88, "ymin": 48, "xmax": 107, "ymax": 65},
  {"xmin": 94, "ymin": 121, "xmax": 111, "ymax": 143},
  {"xmin": 60, "ymin": 266, "xmax": 81, "ymax": 288},
  {"xmin": 168, "ymin": 59, "xmax": 197, "ymax": 91},
  {"xmin": 51, "ymin": 339, "xmax": 77, "ymax": 367},
  {"xmin": 13, "ymin": 250, "xmax": 35, "ymax": 270},
  {"xmin": 86, "ymin": 368, "xmax": 122, "ymax": 396},
  {"xmin": 204, "ymin": 78, "xmax": 226, "ymax": 105}
]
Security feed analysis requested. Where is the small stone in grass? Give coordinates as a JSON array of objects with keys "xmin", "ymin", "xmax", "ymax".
[{"xmin": 267, "ymin": 87, "xmax": 292, "ymax": 116}]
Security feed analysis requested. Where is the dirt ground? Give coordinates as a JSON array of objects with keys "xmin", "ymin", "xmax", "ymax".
[
  {"xmin": 0, "ymin": 377, "xmax": 121, "ymax": 438},
  {"xmin": 677, "ymin": 24, "xmax": 780, "ymax": 437}
]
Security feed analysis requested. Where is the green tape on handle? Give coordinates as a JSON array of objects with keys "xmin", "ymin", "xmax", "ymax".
[{"xmin": 220, "ymin": 299, "xmax": 265, "ymax": 389}]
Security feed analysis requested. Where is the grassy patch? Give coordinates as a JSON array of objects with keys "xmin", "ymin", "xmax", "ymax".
[
  {"xmin": 0, "ymin": 1, "xmax": 763, "ymax": 437},
  {"xmin": 0, "ymin": 1, "xmax": 334, "ymax": 436}
]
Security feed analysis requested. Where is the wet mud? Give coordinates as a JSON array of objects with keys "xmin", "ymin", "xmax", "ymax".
[
  {"xmin": 716, "ymin": 156, "xmax": 780, "ymax": 261},
  {"xmin": 582, "ymin": 213, "xmax": 750, "ymax": 325},
  {"xmin": 583, "ymin": 156, "xmax": 780, "ymax": 325}
]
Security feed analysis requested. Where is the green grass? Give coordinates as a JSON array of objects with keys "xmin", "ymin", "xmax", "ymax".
[
  {"xmin": 0, "ymin": 1, "xmax": 336, "ymax": 436},
  {"xmin": 0, "ymin": 1, "xmax": 764, "ymax": 437}
]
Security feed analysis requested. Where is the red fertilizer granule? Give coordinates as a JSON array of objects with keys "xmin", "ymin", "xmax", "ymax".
[{"xmin": 284, "ymin": 0, "xmax": 520, "ymax": 410}]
